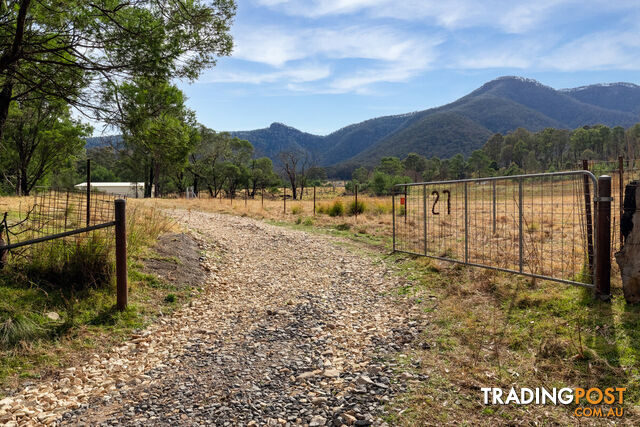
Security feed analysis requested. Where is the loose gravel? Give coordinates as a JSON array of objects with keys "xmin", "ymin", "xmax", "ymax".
[{"xmin": 1, "ymin": 211, "xmax": 425, "ymax": 426}]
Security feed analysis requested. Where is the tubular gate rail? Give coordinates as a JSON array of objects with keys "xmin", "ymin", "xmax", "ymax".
[
  {"xmin": 393, "ymin": 171, "xmax": 601, "ymax": 288},
  {"xmin": 0, "ymin": 189, "xmax": 128, "ymax": 310}
]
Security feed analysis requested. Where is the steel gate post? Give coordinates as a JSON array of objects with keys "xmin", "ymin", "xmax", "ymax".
[
  {"xmin": 582, "ymin": 160, "xmax": 594, "ymax": 273},
  {"xmin": 392, "ymin": 190, "xmax": 396, "ymax": 251},
  {"xmin": 423, "ymin": 184, "xmax": 427, "ymax": 255},
  {"xmin": 492, "ymin": 180, "xmax": 497, "ymax": 234},
  {"xmin": 464, "ymin": 182, "xmax": 469, "ymax": 263},
  {"xmin": 595, "ymin": 175, "xmax": 612, "ymax": 301},
  {"xmin": 518, "ymin": 177, "xmax": 524, "ymax": 273}
]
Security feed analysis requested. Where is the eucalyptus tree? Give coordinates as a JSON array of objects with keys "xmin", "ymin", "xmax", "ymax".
[{"xmin": 0, "ymin": 0, "xmax": 236, "ymax": 140}]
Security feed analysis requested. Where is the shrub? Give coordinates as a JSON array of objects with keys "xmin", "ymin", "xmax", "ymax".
[
  {"xmin": 291, "ymin": 204, "xmax": 303, "ymax": 215},
  {"xmin": 347, "ymin": 200, "xmax": 366, "ymax": 216},
  {"xmin": 21, "ymin": 233, "xmax": 114, "ymax": 294},
  {"xmin": 295, "ymin": 216, "xmax": 302, "ymax": 224},
  {"xmin": 328, "ymin": 200, "xmax": 344, "ymax": 217},
  {"xmin": 373, "ymin": 203, "xmax": 390, "ymax": 215},
  {"xmin": 164, "ymin": 293, "xmax": 176, "ymax": 303},
  {"xmin": 302, "ymin": 217, "xmax": 314, "ymax": 226},
  {"xmin": 0, "ymin": 313, "xmax": 42, "ymax": 348}
]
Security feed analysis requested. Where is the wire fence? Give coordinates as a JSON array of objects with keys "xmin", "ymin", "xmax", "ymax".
[
  {"xmin": 0, "ymin": 189, "xmax": 122, "ymax": 260},
  {"xmin": 582, "ymin": 158, "xmax": 640, "ymax": 256},
  {"xmin": 393, "ymin": 171, "xmax": 597, "ymax": 287}
]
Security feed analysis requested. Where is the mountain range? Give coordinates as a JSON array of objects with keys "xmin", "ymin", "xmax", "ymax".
[{"xmin": 230, "ymin": 76, "xmax": 640, "ymax": 176}]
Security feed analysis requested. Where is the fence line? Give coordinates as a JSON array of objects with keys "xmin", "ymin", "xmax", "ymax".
[
  {"xmin": 0, "ymin": 189, "xmax": 129, "ymax": 310},
  {"xmin": 393, "ymin": 171, "xmax": 602, "ymax": 289}
]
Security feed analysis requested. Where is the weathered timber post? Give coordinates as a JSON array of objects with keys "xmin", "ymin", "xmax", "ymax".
[
  {"xmin": 115, "ymin": 199, "xmax": 128, "ymax": 311},
  {"xmin": 583, "ymin": 160, "xmax": 594, "ymax": 273},
  {"xmin": 595, "ymin": 176, "xmax": 612, "ymax": 301},
  {"xmin": 615, "ymin": 180, "xmax": 640, "ymax": 303}
]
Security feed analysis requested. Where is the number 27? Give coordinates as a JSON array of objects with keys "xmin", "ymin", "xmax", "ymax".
[{"xmin": 431, "ymin": 190, "xmax": 450, "ymax": 215}]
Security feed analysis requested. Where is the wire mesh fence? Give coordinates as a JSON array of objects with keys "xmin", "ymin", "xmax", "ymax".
[
  {"xmin": 582, "ymin": 158, "xmax": 640, "ymax": 257},
  {"xmin": 393, "ymin": 171, "xmax": 597, "ymax": 287},
  {"xmin": 0, "ymin": 189, "xmax": 123, "ymax": 260}
]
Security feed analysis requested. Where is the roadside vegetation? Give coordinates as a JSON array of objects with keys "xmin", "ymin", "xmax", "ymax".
[{"xmin": 0, "ymin": 200, "xmax": 197, "ymax": 389}]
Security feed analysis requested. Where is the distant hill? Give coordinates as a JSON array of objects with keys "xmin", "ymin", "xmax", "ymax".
[
  {"xmin": 230, "ymin": 77, "xmax": 639, "ymax": 175},
  {"xmin": 561, "ymin": 82, "xmax": 640, "ymax": 116},
  {"xmin": 85, "ymin": 135, "xmax": 123, "ymax": 149}
]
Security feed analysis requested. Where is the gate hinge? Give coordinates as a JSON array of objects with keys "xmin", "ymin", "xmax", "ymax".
[{"xmin": 593, "ymin": 196, "xmax": 613, "ymax": 202}]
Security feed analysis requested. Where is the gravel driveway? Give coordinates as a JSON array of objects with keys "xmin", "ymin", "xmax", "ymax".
[{"xmin": 2, "ymin": 211, "xmax": 425, "ymax": 426}]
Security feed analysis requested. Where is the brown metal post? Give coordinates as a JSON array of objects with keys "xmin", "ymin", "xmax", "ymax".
[
  {"xmin": 619, "ymin": 156, "xmax": 624, "ymax": 246},
  {"xmin": 313, "ymin": 186, "xmax": 316, "ymax": 216},
  {"xmin": 595, "ymin": 175, "xmax": 611, "ymax": 301},
  {"xmin": 86, "ymin": 159, "xmax": 91, "ymax": 227},
  {"xmin": 261, "ymin": 186, "xmax": 264, "ymax": 208},
  {"xmin": 283, "ymin": 186, "xmax": 286, "ymax": 214},
  {"xmin": 582, "ymin": 160, "xmax": 594, "ymax": 273},
  {"xmin": 115, "ymin": 199, "xmax": 128, "ymax": 311},
  {"xmin": 244, "ymin": 189, "xmax": 247, "ymax": 208}
]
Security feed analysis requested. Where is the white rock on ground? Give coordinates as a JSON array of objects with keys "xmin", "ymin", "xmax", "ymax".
[{"xmin": 0, "ymin": 210, "xmax": 426, "ymax": 426}]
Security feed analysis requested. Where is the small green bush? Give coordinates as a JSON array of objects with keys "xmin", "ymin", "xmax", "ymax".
[
  {"xmin": 291, "ymin": 204, "xmax": 303, "ymax": 215},
  {"xmin": 373, "ymin": 203, "xmax": 390, "ymax": 215},
  {"xmin": 328, "ymin": 200, "xmax": 344, "ymax": 217},
  {"xmin": 295, "ymin": 216, "xmax": 302, "ymax": 224},
  {"xmin": 21, "ymin": 233, "xmax": 113, "ymax": 294},
  {"xmin": 0, "ymin": 313, "xmax": 42, "ymax": 348},
  {"xmin": 336, "ymin": 223, "xmax": 351, "ymax": 231},
  {"xmin": 164, "ymin": 293, "xmax": 176, "ymax": 303},
  {"xmin": 302, "ymin": 217, "xmax": 314, "ymax": 226},
  {"xmin": 347, "ymin": 200, "xmax": 366, "ymax": 216},
  {"xmin": 316, "ymin": 204, "xmax": 327, "ymax": 214}
]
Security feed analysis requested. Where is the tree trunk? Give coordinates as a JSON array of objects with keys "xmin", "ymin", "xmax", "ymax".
[
  {"xmin": 20, "ymin": 167, "xmax": 28, "ymax": 196},
  {"xmin": 153, "ymin": 162, "xmax": 160, "ymax": 197}
]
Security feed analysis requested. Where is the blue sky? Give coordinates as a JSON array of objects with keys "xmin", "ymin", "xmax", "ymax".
[{"xmin": 178, "ymin": 0, "xmax": 640, "ymax": 135}]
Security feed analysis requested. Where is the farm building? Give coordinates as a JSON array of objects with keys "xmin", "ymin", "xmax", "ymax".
[{"xmin": 74, "ymin": 182, "xmax": 148, "ymax": 198}]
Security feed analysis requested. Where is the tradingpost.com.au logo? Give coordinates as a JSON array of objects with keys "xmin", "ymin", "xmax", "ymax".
[{"xmin": 481, "ymin": 387, "xmax": 626, "ymax": 418}]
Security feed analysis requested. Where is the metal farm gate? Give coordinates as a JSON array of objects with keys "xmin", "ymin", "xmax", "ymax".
[{"xmin": 392, "ymin": 171, "xmax": 613, "ymax": 298}]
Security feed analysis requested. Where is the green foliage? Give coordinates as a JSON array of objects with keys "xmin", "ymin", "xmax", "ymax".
[
  {"xmin": 164, "ymin": 294, "xmax": 177, "ymax": 303},
  {"xmin": 302, "ymin": 217, "xmax": 314, "ymax": 226},
  {"xmin": 347, "ymin": 200, "xmax": 366, "ymax": 216},
  {"xmin": 328, "ymin": 200, "xmax": 345, "ymax": 217},
  {"xmin": 0, "ymin": 313, "xmax": 43, "ymax": 348},
  {"xmin": 0, "ymin": 96, "xmax": 90, "ymax": 195},
  {"xmin": 0, "ymin": 0, "xmax": 236, "ymax": 141},
  {"xmin": 335, "ymin": 223, "xmax": 351, "ymax": 231},
  {"xmin": 19, "ymin": 234, "xmax": 114, "ymax": 294},
  {"xmin": 291, "ymin": 205, "xmax": 303, "ymax": 215}
]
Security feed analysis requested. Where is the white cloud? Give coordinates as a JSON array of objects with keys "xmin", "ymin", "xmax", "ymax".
[
  {"xmin": 254, "ymin": 0, "xmax": 638, "ymax": 34},
  {"xmin": 541, "ymin": 30, "xmax": 640, "ymax": 71},
  {"xmin": 204, "ymin": 64, "xmax": 331, "ymax": 84}
]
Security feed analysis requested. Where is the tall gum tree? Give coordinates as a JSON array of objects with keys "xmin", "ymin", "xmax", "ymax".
[{"xmin": 0, "ymin": 0, "xmax": 236, "ymax": 140}]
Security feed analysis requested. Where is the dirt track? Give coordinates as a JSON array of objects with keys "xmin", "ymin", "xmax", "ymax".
[{"xmin": 2, "ymin": 211, "xmax": 424, "ymax": 426}]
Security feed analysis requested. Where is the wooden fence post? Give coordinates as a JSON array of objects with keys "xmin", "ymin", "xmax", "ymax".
[
  {"xmin": 283, "ymin": 186, "xmax": 286, "ymax": 214},
  {"xmin": 595, "ymin": 175, "xmax": 611, "ymax": 301},
  {"xmin": 313, "ymin": 186, "xmax": 316, "ymax": 216},
  {"xmin": 115, "ymin": 199, "xmax": 128, "ymax": 311}
]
